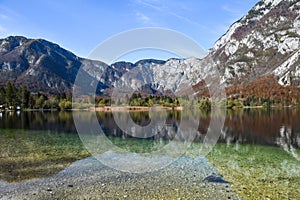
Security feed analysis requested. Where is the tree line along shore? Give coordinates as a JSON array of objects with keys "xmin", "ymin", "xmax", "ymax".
[{"xmin": 0, "ymin": 82, "xmax": 298, "ymax": 112}]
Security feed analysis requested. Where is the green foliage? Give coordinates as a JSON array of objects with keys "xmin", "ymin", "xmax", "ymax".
[
  {"xmin": 0, "ymin": 87, "xmax": 5, "ymax": 105},
  {"xmin": 5, "ymin": 82, "xmax": 15, "ymax": 107},
  {"xmin": 227, "ymin": 99, "xmax": 234, "ymax": 109},
  {"xmin": 0, "ymin": 83, "xmax": 73, "ymax": 110},
  {"xmin": 198, "ymin": 98, "xmax": 211, "ymax": 111},
  {"xmin": 20, "ymin": 86, "xmax": 30, "ymax": 108},
  {"xmin": 227, "ymin": 99, "xmax": 243, "ymax": 109},
  {"xmin": 2, "ymin": 82, "xmax": 300, "ymax": 111},
  {"xmin": 127, "ymin": 93, "xmax": 180, "ymax": 107},
  {"xmin": 58, "ymin": 100, "xmax": 72, "ymax": 110},
  {"xmin": 97, "ymin": 98, "xmax": 110, "ymax": 106},
  {"xmin": 35, "ymin": 95, "xmax": 46, "ymax": 109}
]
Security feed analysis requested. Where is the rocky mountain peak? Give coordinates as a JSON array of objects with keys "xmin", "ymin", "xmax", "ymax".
[
  {"xmin": 0, "ymin": 36, "xmax": 98, "ymax": 94},
  {"xmin": 209, "ymin": 0, "xmax": 300, "ymax": 86}
]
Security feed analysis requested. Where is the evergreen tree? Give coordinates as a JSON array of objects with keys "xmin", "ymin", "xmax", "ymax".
[
  {"xmin": 0, "ymin": 87, "xmax": 5, "ymax": 105},
  {"xmin": 5, "ymin": 82, "xmax": 14, "ymax": 107},
  {"xmin": 20, "ymin": 86, "xmax": 30, "ymax": 108}
]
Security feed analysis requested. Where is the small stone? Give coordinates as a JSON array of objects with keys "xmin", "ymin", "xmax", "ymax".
[{"xmin": 67, "ymin": 184, "xmax": 73, "ymax": 187}]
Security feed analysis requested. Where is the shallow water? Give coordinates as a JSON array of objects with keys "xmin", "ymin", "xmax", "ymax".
[
  {"xmin": 0, "ymin": 109, "xmax": 299, "ymax": 199},
  {"xmin": 1, "ymin": 153, "xmax": 241, "ymax": 200}
]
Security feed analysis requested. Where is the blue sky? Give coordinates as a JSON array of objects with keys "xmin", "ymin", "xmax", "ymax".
[{"xmin": 0, "ymin": 0, "xmax": 258, "ymax": 62}]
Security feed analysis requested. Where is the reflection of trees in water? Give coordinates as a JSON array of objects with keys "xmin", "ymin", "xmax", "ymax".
[
  {"xmin": 95, "ymin": 110, "xmax": 200, "ymax": 142},
  {"xmin": 1, "ymin": 109, "xmax": 300, "ymax": 147},
  {"xmin": 97, "ymin": 111, "xmax": 176, "ymax": 140},
  {"xmin": 0, "ymin": 111, "xmax": 76, "ymax": 133},
  {"xmin": 221, "ymin": 109, "xmax": 300, "ymax": 147},
  {"xmin": 129, "ymin": 111, "xmax": 151, "ymax": 126}
]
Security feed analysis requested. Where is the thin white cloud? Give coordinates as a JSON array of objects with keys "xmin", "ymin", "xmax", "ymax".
[
  {"xmin": 132, "ymin": 0, "xmax": 214, "ymax": 33},
  {"xmin": 135, "ymin": 11, "xmax": 156, "ymax": 25},
  {"xmin": 0, "ymin": 5, "xmax": 19, "ymax": 19},
  {"xmin": 221, "ymin": 5, "xmax": 245, "ymax": 24},
  {"xmin": 220, "ymin": 5, "xmax": 247, "ymax": 39},
  {"xmin": 133, "ymin": 0, "xmax": 163, "ymax": 14},
  {"xmin": 222, "ymin": 5, "xmax": 243, "ymax": 16}
]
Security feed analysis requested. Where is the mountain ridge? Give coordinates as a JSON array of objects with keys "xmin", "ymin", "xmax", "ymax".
[
  {"xmin": 208, "ymin": 0, "xmax": 300, "ymax": 86},
  {"xmin": 1, "ymin": 0, "xmax": 300, "ymax": 99}
]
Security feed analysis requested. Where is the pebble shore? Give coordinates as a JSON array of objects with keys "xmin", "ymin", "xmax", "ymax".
[{"xmin": 1, "ymin": 153, "xmax": 242, "ymax": 200}]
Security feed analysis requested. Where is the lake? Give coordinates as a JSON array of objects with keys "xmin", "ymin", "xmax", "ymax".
[
  {"xmin": 1, "ymin": 109, "xmax": 299, "ymax": 147},
  {"xmin": 0, "ymin": 108, "xmax": 299, "ymax": 199}
]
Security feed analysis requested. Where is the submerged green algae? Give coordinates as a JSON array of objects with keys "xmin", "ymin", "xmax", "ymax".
[
  {"xmin": 1, "ymin": 128, "xmax": 299, "ymax": 199},
  {"xmin": 206, "ymin": 144, "xmax": 300, "ymax": 199},
  {"xmin": 0, "ymin": 129, "xmax": 90, "ymax": 182}
]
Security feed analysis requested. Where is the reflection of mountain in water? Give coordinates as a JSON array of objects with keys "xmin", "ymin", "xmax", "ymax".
[
  {"xmin": 0, "ymin": 109, "xmax": 300, "ymax": 147},
  {"xmin": 220, "ymin": 109, "xmax": 300, "ymax": 148},
  {"xmin": 276, "ymin": 125, "xmax": 300, "ymax": 160}
]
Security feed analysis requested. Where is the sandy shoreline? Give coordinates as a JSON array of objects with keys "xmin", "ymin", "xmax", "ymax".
[{"xmin": 91, "ymin": 106, "xmax": 183, "ymax": 112}]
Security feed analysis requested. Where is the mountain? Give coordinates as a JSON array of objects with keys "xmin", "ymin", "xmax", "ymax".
[
  {"xmin": 107, "ymin": 0, "xmax": 300, "ymax": 98},
  {"xmin": 1, "ymin": 0, "xmax": 300, "ymax": 98},
  {"xmin": 208, "ymin": 0, "xmax": 300, "ymax": 86},
  {"xmin": 0, "ymin": 36, "xmax": 205, "ymax": 96},
  {"xmin": 0, "ymin": 36, "xmax": 135, "ymax": 94},
  {"xmin": 1, "ymin": 36, "xmax": 92, "ymax": 94}
]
